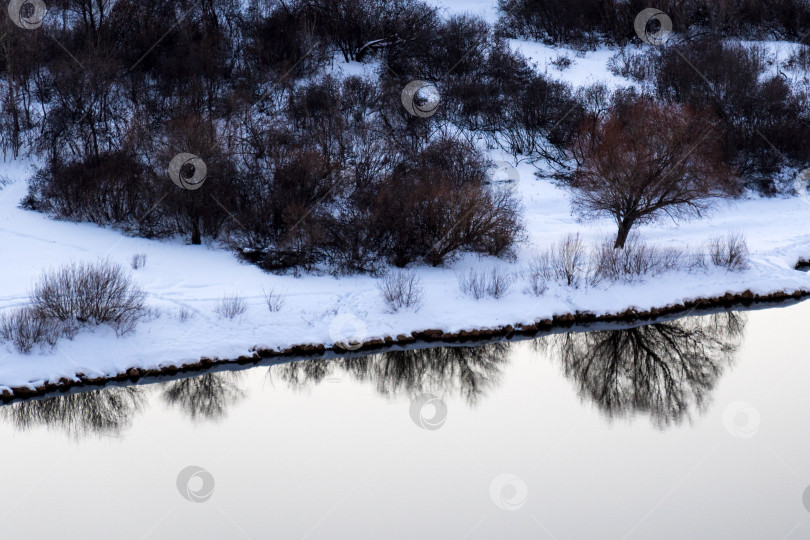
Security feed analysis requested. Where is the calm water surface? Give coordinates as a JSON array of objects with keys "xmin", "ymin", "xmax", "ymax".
[{"xmin": 2, "ymin": 301, "xmax": 810, "ymax": 539}]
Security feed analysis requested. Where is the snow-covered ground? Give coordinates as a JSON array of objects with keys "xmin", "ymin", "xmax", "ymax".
[
  {"xmin": 509, "ymin": 40, "xmax": 636, "ymax": 89},
  {"xmin": 1, "ymin": 151, "xmax": 809, "ymax": 392},
  {"xmin": 1, "ymin": 31, "xmax": 809, "ymax": 392},
  {"xmin": 432, "ymin": 0, "xmax": 499, "ymax": 23}
]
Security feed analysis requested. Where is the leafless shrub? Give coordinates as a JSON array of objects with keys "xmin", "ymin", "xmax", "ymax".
[
  {"xmin": 262, "ymin": 287, "xmax": 287, "ymax": 313},
  {"xmin": 535, "ymin": 234, "xmax": 589, "ymax": 288},
  {"xmin": 0, "ymin": 261, "xmax": 149, "ymax": 352},
  {"xmin": 31, "ymin": 260, "xmax": 147, "ymax": 336},
  {"xmin": 590, "ymin": 234, "xmax": 683, "ymax": 285},
  {"xmin": 525, "ymin": 256, "xmax": 550, "ymax": 296},
  {"xmin": 786, "ymin": 47, "xmax": 810, "ymax": 72},
  {"xmin": 685, "ymin": 247, "xmax": 708, "ymax": 271},
  {"xmin": 372, "ymin": 142, "xmax": 525, "ymax": 268},
  {"xmin": 177, "ymin": 306, "xmax": 193, "ymax": 322},
  {"xmin": 0, "ymin": 307, "xmax": 63, "ymax": 354},
  {"xmin": 607, "ymin": 49, "xmax": 655, "ymax": 81},
  {"xmin": 130, "ymin": 253, "xmax": 147, "ymax": 270},
  {"xmin": 707, "ymin": 233, "xmax": 750, "ymax": 272},
  {"xmin": 215, "ymin": 294, "xmax": 248, "ymax": 320},
  {"xmin": 377, "ymin": 270, "xmax": 423, "ymax": 312},
  {"xmin": 528, "ymin": 233, "xmax": 710, "ymax": 291},
  {"xmin": 458, "ymin": 269, "xmax": 487, "ymax": 300},
  {"xmin": 550, "ymin": 55, "xmax": 572, "ymax": 71},
  {"xmin": 458, "ymin": 267, "xmax": 513, "ymax": 300}
]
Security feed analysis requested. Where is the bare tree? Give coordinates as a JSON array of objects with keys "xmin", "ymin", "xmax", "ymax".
[{"xmin": 569, "ymin": 98, "xmax": 738, "ymax": 248}]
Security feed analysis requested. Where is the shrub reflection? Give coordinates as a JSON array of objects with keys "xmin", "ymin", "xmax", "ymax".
[
  {"xmin": 269, "ymin": 342, "xmax": 511, "ymax": 404},
  {"xmin": 161, "ymin": 372, "xmax": 245, "ymax": 422},
  {"xmin": 0, "ymin": 386, "xmax": 145, "ymax": 440}
]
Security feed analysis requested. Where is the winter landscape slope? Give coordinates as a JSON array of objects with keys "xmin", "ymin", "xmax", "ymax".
[{"xmin": 0, "ymin": 8, "xmax": 809, "ymax": 392}]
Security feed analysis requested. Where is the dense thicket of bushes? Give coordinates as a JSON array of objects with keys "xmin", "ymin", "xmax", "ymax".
[
  {"xmin": 498, "ymin": 1, "xmax": 810, "ymax": 185},
  {"xmin": 652, "ymin": 41, "xmax": 810, "ymax": 183},
  {"xmin": 498, "ymin": 0, "xmax": 810, "ymax": 45},
  {"xmin": 2, "ymin": 0, "xmax": 806, "ymax": 275},
  {"xmin": 6, "ymin": 0, "xmax": 547, "ymax": 272},
  {"xmin": 602, "ymin": 40, "xmax": 810, "ymax": 186}
]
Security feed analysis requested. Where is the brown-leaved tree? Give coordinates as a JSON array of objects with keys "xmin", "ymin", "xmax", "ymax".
[{"xmin": 569, "ymin": 98, "xmax": 738, "ymax": 248}]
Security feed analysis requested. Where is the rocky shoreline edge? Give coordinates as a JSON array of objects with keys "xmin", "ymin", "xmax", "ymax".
[{"xmin": 2, "ymin": 287, "xmax": 808, "ymax": 403}]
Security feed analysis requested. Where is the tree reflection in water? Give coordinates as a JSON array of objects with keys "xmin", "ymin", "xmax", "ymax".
[
  {"xmin": 0, "ymin": 386, "xmax": 145, "ymax": 440},
  {"xmin": 161, "ymin": 372, "xmax": 245, "ymax": 421},
  {"xmin": 0, "ymin": 311, "xmax": 749, "ymax": 439},
  {"xmin": 269, "ymin": 342, "xmax": 511, "ymax": 404},
  {"xmin": 539, "ymin": 312, "xmax": 747, "ymax": 427}
]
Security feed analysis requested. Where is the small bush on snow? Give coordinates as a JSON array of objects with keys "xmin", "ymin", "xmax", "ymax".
[
  {"xmin": 262, "ymin": 287, "xmax": 287, "ymax": 313},
  {"xmin": 458, "ymin": 267, "xmax": 513, "ymax": 300},
  {"xmin": 377, "ymin": 270, "xmax": 423, "ymax": 312},
  {"xmin": 527, "ymin": 233, "xmax": 711, "ymax": 293},
  {"xmin": 589, "ymin": 234, "xmax": 684, "ymax": 285},
  {"xmin": 531, "ymin": 234, "xmax": 588, "ymax": 289},
  {"xmin": 215, "ymin": 294, "xmax": 248, "ymax": 320},
  {"xmin": 177, "ymin": 306, "xmax": 194, "ymax": 322},
  {"xmin": 525, "ymin": 257, "xmax": 549, "ymax": 296},
  {"xmin": 0, "ymin": 260, "xmax": 147, "ymax": 353},
  {"xmin": 551, "ymin": 55, "xmax": 572, "ymax": 71},
  {"xmin": 32, "ymin": 260, "xmax": 147, "ymax": 336},
  {"xmin": 707, "ymin": 233, "xmax": 750, "ymax": 272},
  {"xmin": 0, "ymin": 307, "xmax": 63, "ymax": 354},
  {"xmin": 130, "ymin": 253, "xmax": 147, "ymax": 270}
]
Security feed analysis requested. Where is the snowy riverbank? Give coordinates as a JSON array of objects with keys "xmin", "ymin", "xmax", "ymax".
[
  {"xmin": 1, "ymin": 151, "xmax": 810, "ymax": 394},
  {"xmin": 2, "ymin": 30, "xmax": 810, "ymax": 395}
]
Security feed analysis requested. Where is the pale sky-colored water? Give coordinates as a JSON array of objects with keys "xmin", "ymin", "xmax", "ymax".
[{"xmin": 1, "ymin": 301, "xmax": 809, "ymax": 539}]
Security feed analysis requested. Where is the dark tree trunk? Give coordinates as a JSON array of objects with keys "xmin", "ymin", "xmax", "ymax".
[
  {"xmin": 614, "ymin": 218, "xmax": 634, "ymax": 249},
  {"xmin": 191, "ymin": 220, "xmax": 201, "ymax": 245}
]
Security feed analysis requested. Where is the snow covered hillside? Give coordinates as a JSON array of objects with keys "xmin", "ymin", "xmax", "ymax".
[
  {"xmin": 0, "ymin": 1, "xmax": 809, "ymax": 394},
  {"xmin": 1, "ymin": 145, "xmax": 809, "ymax": 392}
]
